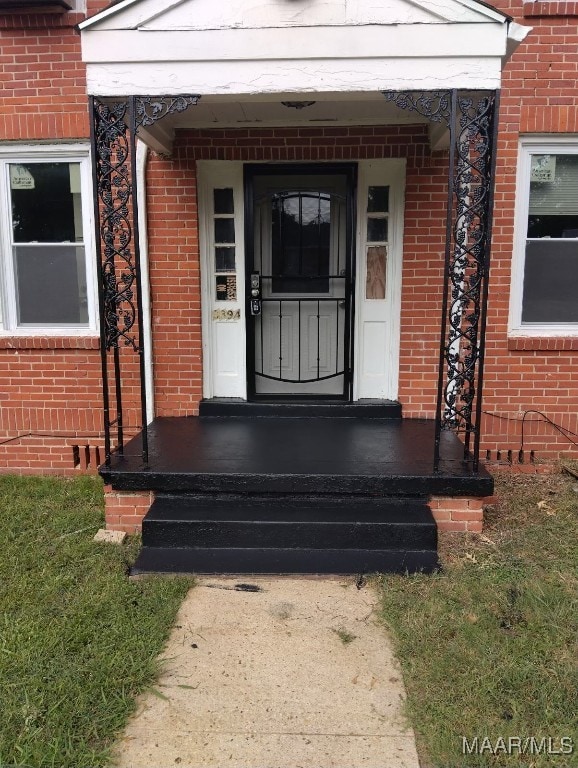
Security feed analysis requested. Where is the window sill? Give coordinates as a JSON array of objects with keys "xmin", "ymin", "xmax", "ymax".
[
  {"xmin": 508, "ymin": 336, "xmax": 578, "ymax": 351},
  {"xmin": 523, "ymin": 1, "xmax": 578, "ymax": 16},
  {"xmin": 0, "ymin": 336, "xmax": 100, "ymax": 350}
]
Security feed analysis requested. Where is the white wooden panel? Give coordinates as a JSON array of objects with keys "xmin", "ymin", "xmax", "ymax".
[
  {"xmin": 306, "ymin": 312, "xmax": 334, "ymax": 374},
  {"xmin": 82, "ymin": 26, "xmax": 505, "ymax": 62},
  {"xmin": 347, "ymin": 0, "xmax": 503, "ymax": 23},
  {"xmin": 198, "ymin": 161, "xmax": 246, "ymax": 399},
  {"xmin": 261, "ymin": 311, "xmax": 296, "ymax": 376},
  {"xmin": 80, "ymin": 0, "xmax": 508, "ymax": 31},
  {"xmin": 215, "ymin": 322, "xmax": 240, "ymax": 375},
  {"xmin": 354, "ymin": 159, "xmax": 405, "ymax": 401},
  {"xmin": 362, "ymin": 322, "xmax": 387, "ymax": 376},
  {"xmin": 257, "ymin": 305, "xmax": 338, "ymax": 380},
  {"xmin": 79, "ymin": 0, "xmax": 530, "ymax": 101},
  {"xmin": 146, "ymin": 0, "xmax": 346, "ymax": 29},
  {"xmin": 85, "ymin": 57, "xmax": 502, "ymax": 96}
]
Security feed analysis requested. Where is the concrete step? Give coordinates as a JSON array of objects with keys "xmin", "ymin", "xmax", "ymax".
[{"xmin": 133, "ymin": 493, "xmax": 439, "ymax": 575}]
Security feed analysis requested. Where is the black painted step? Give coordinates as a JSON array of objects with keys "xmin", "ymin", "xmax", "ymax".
[
  {"xmin": 198, "ymin": 398, "xmax": 402, "ymax": 419},
  {"xmin": 131, "ymin": 546, "xmax": 439, "ymax": 575},
  {"xmin": 142, "ymin": 494, "xmax": 437, "ymax": 551},
  {"xmin": 133, "ymin": 493, "xmax": 439, "ymax": 575}
]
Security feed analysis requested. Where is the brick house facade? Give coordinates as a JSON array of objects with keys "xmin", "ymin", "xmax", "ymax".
[{"xmin": 1, "ymin": 0, "xmax": 577, "ymax": 554}]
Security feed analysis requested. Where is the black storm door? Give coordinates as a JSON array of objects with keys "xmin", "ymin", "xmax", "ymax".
[{"xmin": 245, "ymin": 164, "xmax": 356, "ymax": 399}]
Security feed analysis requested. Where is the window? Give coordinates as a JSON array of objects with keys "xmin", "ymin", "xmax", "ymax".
[
  {"xmin": 212, "ymin": 187, "xmax": 237, "ymax": 301},
  {"xmin": 0, "ymin": 146, "xmax": 96, "ymax": 334},
  {"xmin": 364, "ymin": 185, "xmax": 389, "ymax": 300},
  {"xmin": 0, "ymin": 0, "xmax": 86, "ymax": 14},
  {"xmin": 511, "ymin": 139, "xmax": 578, "ymax": 334},
  {"xmin": 271, "ymin": 191, "xmax": 332, "ymax": 294}
]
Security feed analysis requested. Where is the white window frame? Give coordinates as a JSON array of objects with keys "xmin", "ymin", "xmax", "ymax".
[
  {"xmin": 0, "ymin": 143, "xmax": 98, "ymax": 336},
  {"xmin": 510, "ymin": 136, "xmax": 578, "ymax": 337}
]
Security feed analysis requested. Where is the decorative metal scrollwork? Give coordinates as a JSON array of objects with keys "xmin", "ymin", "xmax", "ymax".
[
  {"xmin": 134, "ymin": 95, "xmax": 201, "ymax": 130},
  {"xmin": 92, "ymin": 98, "xmax": 137, "ymax": 351},
  {"xmin": 381, "ymin": 89, "xmax": 498, "ymax": 469},
  {"xmin": 91, "ymin": 93, "xmax": 201, "ymax": 465},
  {"xmin": 383, "ymin": 90, "xmax": 452, "ymax": 125},
  {"xmin": 441, "ymin": 94, "xmax": 496, "ymax": 434}
]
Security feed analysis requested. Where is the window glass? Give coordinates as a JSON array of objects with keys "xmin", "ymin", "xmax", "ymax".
[
  {"xmin": 521, "ymin": 151, "xmax": 578, "ymax": 325},
  {"xmin": 522, "ymin": 240, "xmax": 578, "ymax": 323},
  {"xmin": 10, "ymin": 163, "xmax": 83, "ymax": 243},
  {"xmin": 528, "ymin": 155, "xmax": 578, "ymax": 238},
  {"xmin": 4, "ymin": 159, "xmax": 90, "ymax": 329},
  {"xmin": 367, "ymin": 217, "xmax": 388, "ymax": 243},
  {"xmin": 213, "ymin": 188, "xmax": 234, "ymax": 214},
  {"xmin": 367, "ymin": 186, "xmax": 389, "ymax": 213},
  {"xmin": 271, "ymin": 192, "xmax": 331, "ymax": 293},
  {"xmin": 212, "ymin": 187, "xmax": 237, "ymax": 302},
  {"xmin": 14, "ymin": 245, "xmax": 88, "ymax": 324},
  {"xmin": 215, "ymin": 247, "xmax": 235, "ymax": 272},
  {"xmin": 214, "ymin": 218, "xmax": 235, "ymax": 244}
]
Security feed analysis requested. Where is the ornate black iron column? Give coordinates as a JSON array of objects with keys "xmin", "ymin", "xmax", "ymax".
[
  {"xmin": 384, "ymin": 89, "xmax": 500, "ymax": 473},
  {"xmin": 442, "ymin": 91, "xmax": 500, "ymax": 473},
  {"xmin": 90, "ymin": 94, "xmax": 200, "ymax": 467}
]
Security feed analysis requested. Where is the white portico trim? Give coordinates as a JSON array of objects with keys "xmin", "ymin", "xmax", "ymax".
[{"xmin": 80, "ymin": 0, "xmax": 529, "ymax": 98}]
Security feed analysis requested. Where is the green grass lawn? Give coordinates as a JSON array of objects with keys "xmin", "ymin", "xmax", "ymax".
[
  {"xmin": 0, "ymin": 475, "xmax": 192, "ymax": 768},
  {"xmin": 379, "ymin": 471, "xmax": 578, "ymax": 768}
]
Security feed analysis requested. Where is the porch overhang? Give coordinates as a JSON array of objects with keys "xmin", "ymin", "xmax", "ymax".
[
  {"xmin": 83, "ymin": 0, "xmax": 531, "ymax": 477},
  {"xmin": 79, "ymin": 0, "xmax": 530, "ymax": 100}
]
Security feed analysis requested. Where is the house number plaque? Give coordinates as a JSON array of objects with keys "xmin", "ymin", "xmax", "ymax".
[{"xmin": 212, "ymin": 309, "xmax": 241, "ymax": 321}]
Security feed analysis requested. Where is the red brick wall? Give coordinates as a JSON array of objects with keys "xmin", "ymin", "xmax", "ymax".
[
  {"xmin": 147, "ymin": 113, "xmax": 578, "ymax": 462},
  {"xmin": 146, "ymin": 152, "xmax": 203, "ymax": 416},
  {"xmin": 0, "ymin": 3, "xmax": 111, "ymax": 473},
  {"xmin": 2, "ymin": 0, "xmax": 578, "ymax": 474},
  {"xmin": 146, "ymin": 124, "xmax": 449, "ymax": 419},
  {"xmin": 0, "ymin": 8, "xmax": 93, "ymax": 141},
  {"xmin": 479, "ymin": 0, "xmax": 578, "ymax": 462}
]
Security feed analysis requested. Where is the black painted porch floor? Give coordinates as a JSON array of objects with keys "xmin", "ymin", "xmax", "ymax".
[{"xmin": 101, "ymin": 416, "xmax": 493, "ymax": 497}]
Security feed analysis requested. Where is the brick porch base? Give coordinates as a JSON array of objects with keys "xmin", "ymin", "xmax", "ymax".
[
  {"xmin": 428, "ymin": 496, "xmax": 486, "ymax": 532},
  {"xmin": 104, "ymin": 489, "xmax": 489, "ymax": 535},
  {"xmin": 104, "ymin": 487, "xmax": 154, "ymax": 533}
]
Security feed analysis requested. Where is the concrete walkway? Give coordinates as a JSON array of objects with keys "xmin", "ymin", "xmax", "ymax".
[{"xmin": 112, "ymin": 577, "xmax": 420, "ymax": 768}]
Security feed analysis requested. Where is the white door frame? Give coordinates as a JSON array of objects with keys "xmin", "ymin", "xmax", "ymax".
[{"xmin": 199, "ymin": 159, "xmax": 405, "ymax": 401}]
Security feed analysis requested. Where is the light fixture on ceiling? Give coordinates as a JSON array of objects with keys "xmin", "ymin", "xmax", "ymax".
[{"xmin": 281, "ymin": 101, "xmax": 316, "ymax": 110}]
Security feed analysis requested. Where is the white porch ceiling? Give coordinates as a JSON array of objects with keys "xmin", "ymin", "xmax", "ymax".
[
  {"xmin": 169, "ymin": 93, "xmax": 427, "ymax": 129},
  {"xmin": 131, "ymin": 92, "xmax": 445, "ymax": 153}
]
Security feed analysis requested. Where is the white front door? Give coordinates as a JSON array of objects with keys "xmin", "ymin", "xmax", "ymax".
[{"xmin": 248, "ymin": 169, "xmax": 352, "ymax": 397}]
